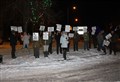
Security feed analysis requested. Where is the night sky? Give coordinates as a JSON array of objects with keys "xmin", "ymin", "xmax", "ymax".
[
  {"xmin": 0, "ymin": 0, "xmax": 120, "ymax": 27},
  {"xmin": 0, "ymin": 0, "xmax": 120, "ymax": 40},
  {"xmin": 59, "ymin": 0, "xmax": 120, "ymax": 26}
]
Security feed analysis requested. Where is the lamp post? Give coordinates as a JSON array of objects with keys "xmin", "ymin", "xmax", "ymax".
[
  {"xmin": 67, "ymin": 7, "xmax": 69, "ymax": 24},
  {"xmin": 73, "ymin": 6, "xmax": 76, "ymax": 10},
  {"xmin": 67, "ymin": 6, "xmax": 77, "ymax": 25},
  {"xmin": 75, "ymin": 18, "xmax": 78, "ymax": 22}
]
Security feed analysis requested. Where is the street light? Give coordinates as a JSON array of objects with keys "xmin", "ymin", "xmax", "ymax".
[
  {"xmin": 73, "ymin": 6, "xmax": 76, "ymax": 10},
  {"xmin": 67, "ymin": 6, "xmax": 77, "ymax": 24},
  {"xmin": 75, "ymin": 18, "xmax": 78, "ymax": 22}
]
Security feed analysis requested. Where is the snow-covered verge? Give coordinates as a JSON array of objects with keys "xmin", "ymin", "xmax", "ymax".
[{"xmin": 0, "ymin": 48, "xmax": 120, "ymax": 81}]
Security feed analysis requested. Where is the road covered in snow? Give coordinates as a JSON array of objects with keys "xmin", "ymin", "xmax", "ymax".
[{"xmin": 0, "ymin": 48, "xmax": 120, "ymax": 82}]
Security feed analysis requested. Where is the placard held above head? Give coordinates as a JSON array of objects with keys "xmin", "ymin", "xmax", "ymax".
[
  {"xmin": 56, "ymin": 24, "xmax": 62, "ymax": 31},
  {"xmin": 77, "ymin": 26, "xmax": 88, "ymax": 35},
  {"xmin": 105, "ymin": 33, "xmax": 112, "ymax": 39},
  {"xmin": 39, "ymin": 25, "xmax": 45, "ymax": 31},
  {"xmin": 48, "ymin": 27, "xmax": 54, "ymax": 32},
  {"xmin": 83, "ymin": 26, "xmax": 88, "ymax": 33},
  {"xmin": 73, "ymin": 26, "xmax": 78, "ymax": 31},
  {"xmin": 91, "ymin": 26, "xmax": 96, "ymax": 35},
  {"xmin": 11, "ymin": 26, "xmax": 17, "ymax": 32},
  {"xmin": 18, "ymin": 26, "xmax": 23, "ymax": 33},
  {"xmin": 65, "ymin": 25, "xmax": 70, "ymax": 32}
]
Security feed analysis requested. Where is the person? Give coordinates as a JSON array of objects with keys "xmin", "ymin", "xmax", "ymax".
[
  {"xmin": 43, "ymin": 32, "xmax": 50, "ymax": 57},
  {"xmin": 32, "ymin": 33, "xmax": 40, "ymax": 58},
  {"xmin": 55, "ymin": 31, "xmax": 62, "ymax": 54},
  {"xmin": 60, "ymin": 31, "xmax": 69, "ymax": 60},
  {"xmin": 102, "ymin": 38, "xmax": 108, "ymax": 55},
  {"xmin": 21, "ymin": 32, "xmax": 30, "ymax": 48},
  {"xmin": 33, "ymin": 41, "xmax": 40, "ymax": 58},
  {"xmin": 48, "ymin": 32, "xmax": 53, "ymax": 54},
  {"xmin": 109, "ymin": 31, "xmax": 119, "ymax": 55},
  {"xmin": 83, "ymin": 31, "xmax": 89, "ymax": 50},
  {"xmin": 73, "ymin": 31, "xmax": 79, "ymax": 51},
  {"xmin": 97, "ymin": 31, "xmax": 104, "ymax": 51},
  {"xmin": 10, "ymin": 31, "xmax": 17, "ymax": 59}
]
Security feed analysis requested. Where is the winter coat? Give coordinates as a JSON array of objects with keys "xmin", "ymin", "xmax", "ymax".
[
  {"xmin": 111, "ymin": 33, "xmax": 119, "ymax": 43},
  {"xmin": 55, "ymin": 32, "xmax": 61, "ymax": 43},
  {"xmin": 83, "ymin": 32, "xmax": 89, "ymax": 41},
  {"xmin": 10, "ymin": 33, "xmax": 17, "ymax": 46},
  {"xmin": 97, "ymin": 33, "xmax": 104, "ymax": 44},
  {"xmin": 60, "ymin": 34, "xmax": 69, "ymax": 48},
  {"xmin": 32, "ymin": 35, "xmax": 40, "ymax": 48},
  {"xmin": 22, "ymin": 35, "xmax": 30, "ymax": 44},
  {"xmin": 74, "ymin": 32, "xmax": 79, "ymax": 42},
  {"xmin": 33, "ymin": 41, "xmax": 40, "ymax": 48}
]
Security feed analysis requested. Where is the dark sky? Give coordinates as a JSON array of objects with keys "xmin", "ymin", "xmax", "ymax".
[
  {"xmin": 1, "ymin": 0, "xmax": 120, "ymax": 26},
  {"xmin": 59, "ymin": 0, "xmax": 120, "ymax": 26}
]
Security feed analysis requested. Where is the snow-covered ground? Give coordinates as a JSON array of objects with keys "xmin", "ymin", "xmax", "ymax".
[{"xmin": 0, "ymin": 46, "xmax": 120, "ymax": 82}]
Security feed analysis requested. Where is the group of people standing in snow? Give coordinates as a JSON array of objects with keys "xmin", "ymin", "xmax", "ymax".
[{"xmin": 9, "ymin": 24, "xmax": 120, "ymax": 60}]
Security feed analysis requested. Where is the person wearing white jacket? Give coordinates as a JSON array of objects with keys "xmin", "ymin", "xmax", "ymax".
[
  {"xmin": 21, "ymin": 32, "xmax": 30, "ymax": 48},
  {"xmin": 60, "ymin": 31, "xmax": 69, "ymax": 60}
]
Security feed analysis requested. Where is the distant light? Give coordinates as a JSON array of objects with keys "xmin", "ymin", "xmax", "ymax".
[
  {"xmin": 73, "ymin": 6, "xmax": 76, "ymax": 10},
  {"xmin": 75, "ymin": 18, "xmax": 78, "ymax": 22}
]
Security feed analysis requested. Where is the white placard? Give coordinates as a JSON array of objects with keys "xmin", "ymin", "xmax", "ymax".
[
  {"xmin": 48, "ymin": 27, "xmax": 54, "ymax": 32},
  {"xmin": 43, "ymin": 32, "xmax": 49, "ymax": 40},
  {"xmin": 83, "ymin": 26, "xmax": 88, "ymax": 33},
  {"xmin": 39, "ymin": 25, "xmax": 45, "ymax": 31},
  {"xmin": 18, "ymin": 26, "xmax": 23, "ymax": 33},
  {"xmin": 77, "ymin": 26, "xmax": 87, "ymax": 35},
  {"xmin": 11, "ymin": 26, "xmax": 17, "ymax": 31},
  {"xmin": 105, "ymin": 33, "xmax": 112, "ymax": 39},
  {"xmin": 103, "ymin": 40, "xmax": 110, "ymax": 46},
  {"xmin": 65, "ymin": 25, "xmax": 70, "ymax": 32},
  {"xmin": 69, "ymin": 33, "xmax": 74, "ymax": 38},
  {"xmin": 56, "ymin": 24, "xmax": 62, "ymax": 31},
  {"xmin": 91, "ymin": 26, "xmax": 96, "ymax": 35},
  {"xmin": 33, "ymin": 32, "xmax": 39, "ymax": 41},
  {"xmin": 73, "ymin": 27, "xmax": 77, "ymax": 31}
]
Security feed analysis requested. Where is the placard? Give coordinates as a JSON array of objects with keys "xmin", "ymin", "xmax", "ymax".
[
  {"xmin": 48, "ymin": 27, "xmax": 54, "ymax": 32},
  {"xmin": 11, "ymin": 26, "xmax": 17, "ymax": 31},
  {"xmin": 65, "ymin": 25, "xmax": 70, "ymax": 32},
  {"xmin": 77, "ymin": 26, "xmax": 87, "ymax": 35},
  {"xmin": 69, "ymin": 33, "xmax": 74, "ymax": 38},
  {"xmin": 105, "ymin": 33, "xmax": 112, "ymax": 39},
  {"xmin": 33, "ymin": 32, "xmax": 39, "ymax": 41},
  {"xmin": 18, "ymin": 26, "xmax": 23, "ymax": 33},
  {"xmin": 39, "ymin": 25, "xmax": 45, "ymax": 31},
  {"xmin": 91, "ymin": 26, "xmax": 96, "ymax": 35},
  {"xmin": 103, "ymin": 40, "xmax": 110, "ymax": 46},
  {"xmin": 56, "ymin": 24, "xmax": 62, "ymax": 31},
  {"xmin": 43, "ymin": 32, "xmax": 49, "ymax": 40},
  {"xmin": 73, "ymin": 27, "xmax": 77, "ymax": 31},
  {"xmin": 83, "ymin": 26, "xmax": 88, "ymax": 33}
]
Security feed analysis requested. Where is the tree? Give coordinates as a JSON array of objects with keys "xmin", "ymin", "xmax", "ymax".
[{"xmin": 1, "ymin": 0, "xmax": 65, "ymax": 33}]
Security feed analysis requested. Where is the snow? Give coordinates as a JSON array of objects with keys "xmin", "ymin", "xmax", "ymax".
[{"xmin": 0, "ymin": 47, "xmax": 120, "ymax": 81}]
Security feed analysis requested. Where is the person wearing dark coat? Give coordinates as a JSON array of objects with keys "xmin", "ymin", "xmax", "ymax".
[
  {"xmin": 55, "ymin": 31, "xmax": 62, "ymax": 54},
  {"xmin": 10, "ymin": 31, "xmax": 17, "ymax": 59},
  {"xmin": 109, "ymin": 31, "xmax": 119, "ymax": 55},
  {"xmin": 48, "ymin": 32, "xmax": 53, "ymax": 54},
  {"xmin": 97, "ymin": 31, "xmax": 104, "ymax": 51},
  {"xmin": 83, "ymin": 31, "xmax": 89, "ymax": 50},
  {"xmin": 73, "ymin": 31, "xmax": 79, "ymax": 51}
]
